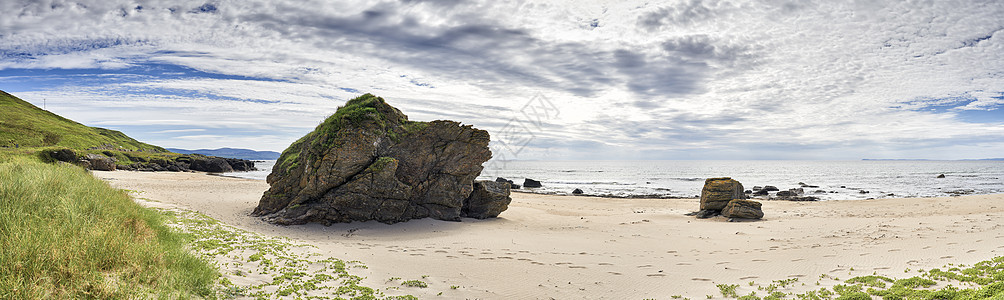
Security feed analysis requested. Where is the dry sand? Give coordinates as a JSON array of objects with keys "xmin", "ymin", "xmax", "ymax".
[{"xmin": 93, "ymin": 170, "xmax": 1004, "ymax": 299}]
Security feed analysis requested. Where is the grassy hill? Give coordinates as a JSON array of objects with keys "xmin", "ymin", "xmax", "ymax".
[{"xmin": 0, "ymin": 90, "xmax": 164, "ymax": 152}]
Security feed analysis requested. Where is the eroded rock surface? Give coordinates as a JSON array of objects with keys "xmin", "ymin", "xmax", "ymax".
[{"xmin": 253, "ymin": 94, "xmax": 506, "ymax": 225}]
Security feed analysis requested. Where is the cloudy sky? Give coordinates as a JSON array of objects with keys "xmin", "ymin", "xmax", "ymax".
[{"xmin": 2, "ymin": 0, "xmax": 1003, "ymax": 160}]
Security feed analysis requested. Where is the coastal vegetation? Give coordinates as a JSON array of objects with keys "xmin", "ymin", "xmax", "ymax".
[
  {"xmin": 0, "ymin": 90, "xmax": 164, "ymax": 152},
  {"xmin": 157, "ymin": 206, "xmax": 401, "ymax": 299},
  {"xmin": 0, "ymin": 158, "xmax": 218, "ymax": 298},
  {"xmin": 711, "ymin": 257, "xmax": 1004, "ymax": 300}
]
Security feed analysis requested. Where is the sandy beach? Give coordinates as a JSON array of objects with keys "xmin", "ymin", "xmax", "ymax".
[{"xmin": 94, "ymin": 170, "xmax": 1004, "ymax": 299}]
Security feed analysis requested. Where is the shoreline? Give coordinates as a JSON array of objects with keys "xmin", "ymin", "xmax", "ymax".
[{"xmin": 94, "ymin": 170, "xmax": 1004, "ymax": 298}]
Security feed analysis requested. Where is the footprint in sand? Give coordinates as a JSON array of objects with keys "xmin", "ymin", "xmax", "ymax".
[
  {"xmin": 569, "ymin": 266, "xmax": 587, "ymax": 269},
  {"xmin": 691, "ymin": 278, "xmax": 711, "ymax": 281},
  {"xmin": 788, "ymin": 274, "xmax": 806, "ymax": 278},
  {"xmin": 446, "ymin": 255, "xmax": 458, "ymax": 258},
  {"xmin": 409, "ymin": 253, "xmax": 425, "ymax": 256},
  {"xmin": 646, "ymin": 274, "xmax": 666, "ymax": 277},
  {"xmin": 967, "ymin": 250, "xmax": 977, "ymax": 253},
  {"xmin": 888, "ymin": 249, "xmax": 902, "ymax": 252},
  {"xmin": 497, "ymin": 256, "xmax": 514, "ymax": 259},
  {"xmin": 941, "ymin": 255, "xmax": 954, "ymax": 259},
  {"xmin": 555, "ymin": 262, "xmax": 573, "ymax": 265},
  {"xmin": 434, "ymin": 250, "xmax": 448, "ymax": 253},
  {"xmin": 859, "ymin": 253, "xmax": 870, "ymax": 256},
  {"xmin": 637, "ymin": 264, "xmax": 653, "ymax": 268},
  {"xmin": 532, "ymin": 262, "xmax": 546, "ymax": 265},
  {"xmin": 478, "ymin": 257, "xmax": 495, "ymax": 260},
  {"xmin": 739, "ymin": 276, "xmax": 758, "ymax": 280},
  {"xmin": 874, "ymin": 267, "xmax": 891, "ymax": 270},
  {"xmin": 598, "ymin": 263, "xmax": 613, "ymax": 266},
  {"xmin": 609, "ymin": 272, "xmax": 623, "ymax": 275},
  {"xmin": 518, "ymin": 258, "xmax": 532, "ymax": 261},
  {"xmin": 823, "ymin": 254, "xmax": 837, "ymax": 257},
  {"xmin": 676, "ymin": 262, "xmax": 692, "ymax": 266},
  {"xmin": 716, "ymin": 262, "xmax": 729, "ymax": 265},
  {"xmin": 752, "ymin": 259, "xmax": 767, "ymax": 262},
  {"xmin": 791, "ymin": 258, "xmax": 805, "ymax": 262}
]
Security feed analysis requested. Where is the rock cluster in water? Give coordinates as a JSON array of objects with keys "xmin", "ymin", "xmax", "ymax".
[{"xmin": 253, "ymin": 94, "xmax": 510, "ymax": 225}]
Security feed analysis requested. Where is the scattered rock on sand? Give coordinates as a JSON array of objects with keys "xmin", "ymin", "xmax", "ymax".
[
  {"xmin": 523, "ymin": 178, "xmax": 543, "ymax": 188},
  {"xmin": 253, "ymin": 94, "xmax": 499, "ymax": 225},
  {"xmin": 721, "ymin": 199, "xmax": 764, "ymax": 219}
]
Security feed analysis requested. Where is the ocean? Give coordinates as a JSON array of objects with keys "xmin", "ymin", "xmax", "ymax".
[{"xmin": 225, "ymin": 160, "xmax": 1004, "ymax": 200}]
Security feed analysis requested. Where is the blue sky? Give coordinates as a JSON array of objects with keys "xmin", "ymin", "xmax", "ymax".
[{"xmin": 1, "ymin": 0, "xmax": 1003, "ymax": 160}]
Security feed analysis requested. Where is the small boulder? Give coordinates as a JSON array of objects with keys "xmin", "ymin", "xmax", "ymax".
[
  {"xmin": 462, "ymin": 181, "xmax": 512, "ymax": 219},
  {"xmin": 721, "ymin": 199, "xmax": 764, "ymax": 219},
  {"xmin": 572, "ymin": 188, "xmax": 584, "ymax": 194},
  {"xmin": 496, "ymin": 177, "xmax": 521, "ymax": 189},
  {"xmin": 776, "ymin": 190, "xmax": 796, "ymax": 197},
  {"xmin": 693, "ymin": 209, "xmax": 719, "ymax": 219},
  {"xmin": 936, "ymin": 174, "xmax": 946, "ymax": 178},
  {"xmin": 752, "ymin": 189, "xmax": 769, "ymax": 196},
  {"xmin": 83, "ymin": 154, "xmax": 116, "ymax": 171},
  {"xmin": 700, "ymin": 177, "xmax": 745, "ymax": 211},
  {"xmin": 523, "ymin": 178, "xmax": 543, "ymax": 188},
  {"xmin": 763, "ymin": 186, "xmax": 780, "ymax": 192}
]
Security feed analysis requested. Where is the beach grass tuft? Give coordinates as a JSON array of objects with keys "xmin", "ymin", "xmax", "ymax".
[{"xmin": 0, "ymin": 158, "xmax": 218, "ymax": 298}]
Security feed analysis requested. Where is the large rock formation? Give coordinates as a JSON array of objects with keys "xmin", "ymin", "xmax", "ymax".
[
  {"xmin": 691, "ymin": 177, "xmax": 763, "ymax": 220},
  {"xmin": 253, "ymin": 94, "xmax": 505, "ymax": 225},
  {"xmin": 700, "ymin": 177, "xmax": 745, "ymax": 210}
]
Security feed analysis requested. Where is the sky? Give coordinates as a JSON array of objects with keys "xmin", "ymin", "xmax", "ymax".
[{"xmin": 1, "ymin": 0, "xmax": 1003, "ymax": 160}]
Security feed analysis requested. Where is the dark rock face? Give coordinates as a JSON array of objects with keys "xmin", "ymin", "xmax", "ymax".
[
  {"xmin": 572, "ymin": 188, "xmax": 584, "ymax": 194},
  {"xmin": 190, "ymin": 157, "xmax": 234, "ymax": 173},
  {"xmin": 937, "ymin": 174, "xmax": 946, "ymax": 178},
  {"xmin": 82, "ymin": 154, "xmax": 116, "ymax": 171},
  {"xmin": 523, "ymin": 178, "xmax": 542, "ymax": 188},
  {"xmin": 253, "ymin": 94, "xmax": 497, "ymax": 225},
  {"xmin": 462, "ymin": 181, "xmax": 512, "ymax": 219},
  {"xmin": 762, "ymin": 185, "xmax": 780, "ymax": 192},
  {"xmin": 700, "ymin": 177, "xmax": 745, "ymax": 211},
  {"xmin": 48, "ymin": 148, "xmax": 77, "ymax": 162},
  {"xmin": 495, "ymin": 177, "xmax": 520, "ymax": 189},
  {"xmin": 721, "ymin": 199, "xmax": 764, "ymax": 219}
]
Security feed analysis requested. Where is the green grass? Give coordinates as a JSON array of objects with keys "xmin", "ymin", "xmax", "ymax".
[
  {"xmin": 160, "ymin": 206, "xmax": 413, "ymax": 299},
  {"xmin": 0, "ymin": 158, "xmax": 218, "ymax": 298},
  {"xmin": 713, "ymin": 256, "xmax": 1004, "ymax": 300},
  {"xmin": 271, "ymin": 93, "xmax": 426, "ymax": 176},
  {"xmin": 0, "ymin": 90, "xmax": 165, "ymax": 152}
]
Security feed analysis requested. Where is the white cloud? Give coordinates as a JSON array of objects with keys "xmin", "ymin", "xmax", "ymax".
[{"xmin": 2, "ymin": 0, "xmax": 1003, "ymax": 158}]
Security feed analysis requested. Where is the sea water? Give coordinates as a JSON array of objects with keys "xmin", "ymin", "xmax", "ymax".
[{"xmin": 226, "ymin": 160, "xmax": 1004, "ymax": 200}]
